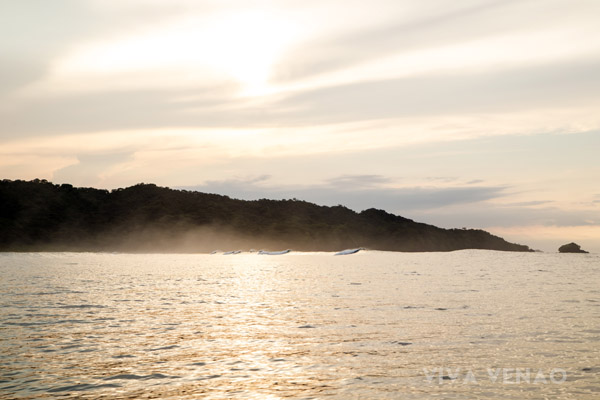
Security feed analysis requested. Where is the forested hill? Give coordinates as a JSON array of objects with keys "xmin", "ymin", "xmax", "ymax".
[{"xmin": 0, "ymin": 179, "xmax": 531, "ymax": 253}]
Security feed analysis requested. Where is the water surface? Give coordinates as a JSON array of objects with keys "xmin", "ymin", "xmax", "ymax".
[{"xmin": 1, "ymin": 251, "xmax": 598, "ymax": 399}]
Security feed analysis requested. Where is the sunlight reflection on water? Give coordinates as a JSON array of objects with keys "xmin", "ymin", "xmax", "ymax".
[{"xmin": 0, "ymin": 251, "xmax": 599, "ymax": 399}]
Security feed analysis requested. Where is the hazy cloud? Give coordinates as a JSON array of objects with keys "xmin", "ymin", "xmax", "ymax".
[
  {"xmin": 0, "ymin": 1, "xmax": 189, "ymax": 95},
  {"xmin": 506, "ymin": 200, "xmax": 554, "ymax": 207},
  {"xmin": 53, "ymin": 151, "xmax": 134, "ymax": 187},
  {"xmin": 411, "ymin": 204, "xmax": 600, "ymax": 229},
  {"xmin": 0, "ymin": 0, "xmax": 89, "ymax": 94},
  {"xmin": 196, "ymin": 175, "xmax": 272, "ymax": 195},
  {"xmin": 181, "ymin": 175, "xmax": 599, "ymax": 232},
  {"xmin": 180, "ymin": 175, "xmax": 507, "ymax": 212},
  {"xmin": 2, "ymin": 1, "xmax": 599, "ymax": 137},
  {"xmin": 326, "ymin": 175, "xmax": 392, "ymax": 188},
  {"xmin": 273, "ymin": 0, "xmax": 520, "ymax": 82},
  {"xmin": 0, "ymin": 85, "xmax": 242, "ymax": 138},
  {"xmin": 4, "ymin": 56, "xmax": 599, "ymax": 138},
  {"xmin": 274, "ymin": 57, "xmax": 600, "ymax": 125}
]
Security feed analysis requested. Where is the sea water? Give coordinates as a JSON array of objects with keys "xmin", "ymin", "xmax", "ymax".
[{"xmin": 0, "ymin": 251, "xmax": 598, "ymax": 399}]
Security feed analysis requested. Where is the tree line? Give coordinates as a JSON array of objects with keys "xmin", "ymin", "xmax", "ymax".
[{"xmin": 0, "ymin": 179, "xmax": 531, "ymax": 252}]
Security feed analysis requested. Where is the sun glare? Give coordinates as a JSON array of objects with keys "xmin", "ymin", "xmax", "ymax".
[
  {"xmin": 208, "ymin": 11, "xmax": 297, "ymax": 96},
  {"xmin": 56, "ymin": 11, "xmax": 298, "ymax": 96}
]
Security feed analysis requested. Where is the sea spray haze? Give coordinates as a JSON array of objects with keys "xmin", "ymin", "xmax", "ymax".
[{"xmin": 1, "ymin": 250, "xmax": 598, "ymax": 399}]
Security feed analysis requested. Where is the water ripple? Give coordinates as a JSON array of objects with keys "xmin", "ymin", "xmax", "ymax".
[{"xmin": 1, "ymin": 251, "xmax": 598, "ymax": 398}]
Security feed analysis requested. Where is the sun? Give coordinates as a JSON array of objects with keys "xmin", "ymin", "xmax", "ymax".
[
  {"xmin": 205, "ymin": 11, "xmax": 296, "ymax": 96},
  {"xmin": 54, "ymin": 10, "xmax": 298, "ymax": 96}
]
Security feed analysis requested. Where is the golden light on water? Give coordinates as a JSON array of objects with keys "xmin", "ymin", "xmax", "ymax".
[{"xmin": 2, "ymin": 251, "xmax": 599, "ymax": 398}]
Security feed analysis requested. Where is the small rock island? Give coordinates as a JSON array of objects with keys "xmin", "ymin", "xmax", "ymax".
[{"xmin": 558, "ymin": 242, "xmax": 589, "ymax": 253}]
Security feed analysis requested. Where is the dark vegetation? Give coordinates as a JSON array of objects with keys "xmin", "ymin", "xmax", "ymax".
[{"xmin": 0, "ymin": 179, "xmax": 531, "ymax": 253}]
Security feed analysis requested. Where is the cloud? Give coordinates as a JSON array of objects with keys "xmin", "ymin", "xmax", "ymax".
[
  {"xmin": 180, "ymin": 175, "xmax": 507, "ymax": 212},
  {"xmin": 326, "ymin": 174, "xmax": 392, "ymax": 188},
  {"xmin": 0, "ymin": 85, "xmax": 242, "ymax": 138},
  {"xmin": 274, "ymin": 57, "xmax": 600, "ymax": 125},
  {"xmin": 180, "ymin": 167, "xmax": 600, "ymax": 232},
  {"xmin": 273, "ymin": 0, "xmax": 519, "ymax": 82},
  {"xmin": 0, "ymin": 0, "xmax": 88, "ymax": 94},
  {"xmin": 2, "ymin": 0, "xmax": 598, "ymax": 140},
  {"xmin": 196, "ymin": 175, "xmax": 272, "ymax": 195},
  {"xmin": 412, "ymin": 204, "xmax": 600, "ymax": 232},
  {"xmin": 52, "ymin": 151, "xmax": 134, "ymax": 187},
  {"xmin": 505, "ymin": 200, "xmax": 554, "ymax": 207},
  {"xmin": 0, "ymin": 1, "xmax": 182, "ymax": 95},
  {"xmin": 273, "ymin": 0, "xmax": 600, "ymax": 87},
  {"xmin": 4, "ymin": 55, "xmax": 599, "ymax": 139}
]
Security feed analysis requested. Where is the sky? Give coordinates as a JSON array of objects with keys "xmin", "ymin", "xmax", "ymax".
[{"xmin": 1, "ymin": 0, "xmax": 599, "ymax": 252}]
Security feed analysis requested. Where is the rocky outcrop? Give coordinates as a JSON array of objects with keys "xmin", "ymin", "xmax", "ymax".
[{"xmin": 558, "ymin": 242, "xmax": 589, "ymax": 253}]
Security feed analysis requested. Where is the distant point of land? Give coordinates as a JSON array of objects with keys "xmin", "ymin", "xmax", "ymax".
[
  {"xmin": 0, "ymin": 179, "xmax": 532, "ymax": 253},
  {"xmin": 558, "ymin": 242, "xmax": 589, "ymax": 253}
]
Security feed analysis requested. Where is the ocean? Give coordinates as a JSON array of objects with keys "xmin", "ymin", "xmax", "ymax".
[{"xmin": 1, "ymin": 251, "xmax": 598, "ymax": 399}]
